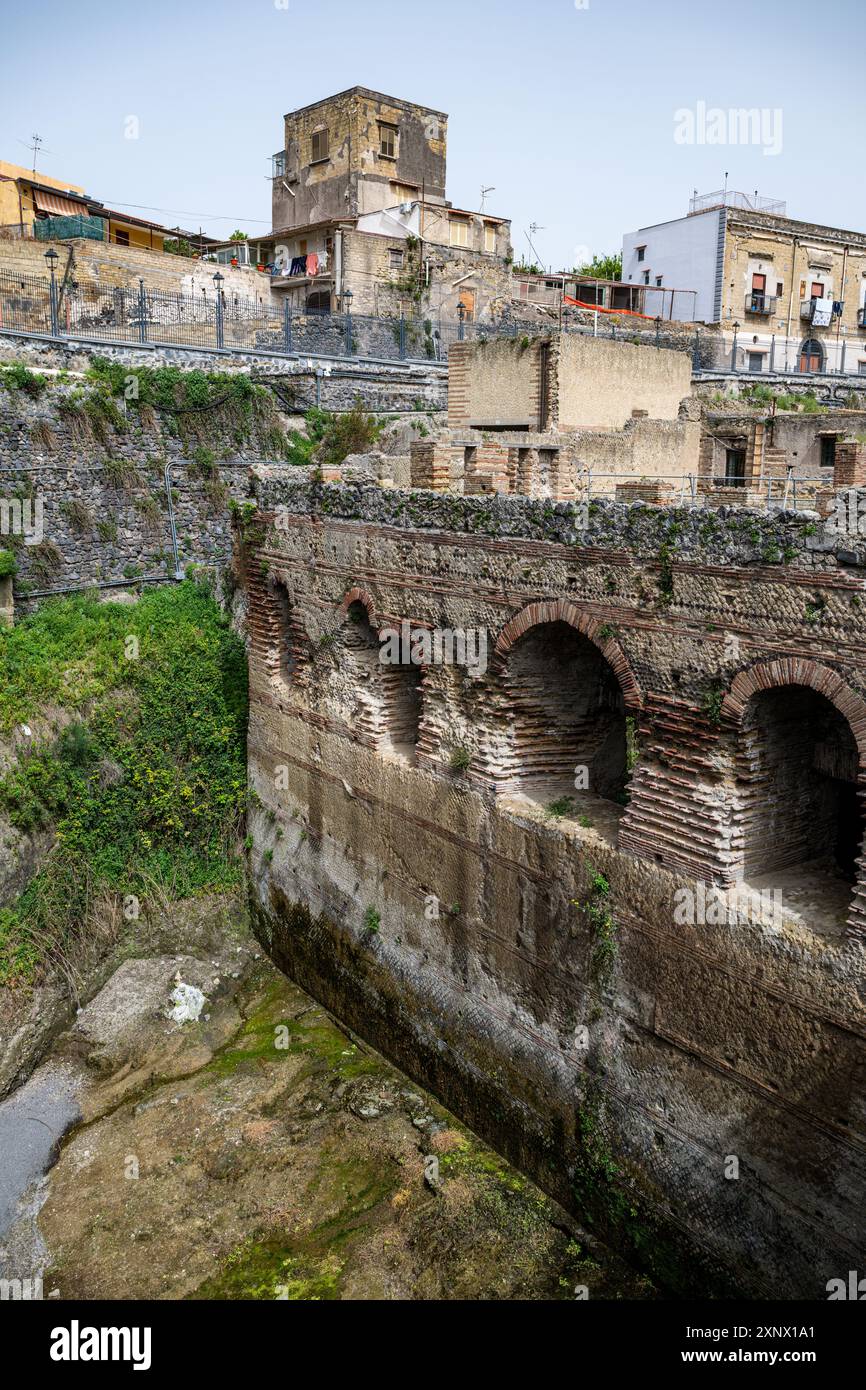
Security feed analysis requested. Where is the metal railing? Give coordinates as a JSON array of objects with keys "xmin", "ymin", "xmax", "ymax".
[
  {"xmin": 573, "ymin": 468, "xmax": 826, "ymax": 513},
  {"xmin": 2, "ymin": 262, "xmax": 865, "ymax": 381},
  {"xmin": 744, "ymin": 293, "xmax": 776, "ymax": 315}
]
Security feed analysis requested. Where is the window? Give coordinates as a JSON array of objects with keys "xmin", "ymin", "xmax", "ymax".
[
  {"xmin": 458, "ymin": 287, "xmax": 475, "ymax": 321},
  {"xmin": 450, "ymin": 218, "xmax": 470, "ymax": 248},
  {"xmin": 820, "ymin": 436, "xmax": 837, "ymax": 469},
  {"xmin": 484, "ymin": 223, "xmax": 497, "ymax": 253},
  {"xmin": 859, "ymin": 361, "xmax": 866, "ymax": 375},
  {"xmin": 114, "ymin": 227, "xmax": 130, "ymax": 246},
  {"xmin": 776, "ymin": 281, "xmax": 784, "ymax": 297},
  {"xmin": 272, "ymin": 150, "xmax": 286, "ymax": 178},
  {"xmin": 389, "ymin": 247, "xmax": 404, "ymax": 270},
  {"xmin": 636, "ymin": 246, "xmax": 646, "ymax": 262},
  {"xmin": 643, "ymin": 270, "xmax": 650, "ymax": 285},
  {"xmin": 379, "ymin": 123, "xmax": 398, "ymax": 159},
  {"xmin": 655, "ymin": 275, "xmax": 663, "ymax": 287},
  {"xmin": 725, "ymin": 447, "xmax": 747, "ymax": 485},
  {"xmin": 811, "ymin": 281, "xmax": 825, "ymax": 299},
  {"xmin": 311, "ymin": 128, "xmax": 329, "ymax": 163}
]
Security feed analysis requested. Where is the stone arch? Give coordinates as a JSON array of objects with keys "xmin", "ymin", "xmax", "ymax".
[
  {"xmin": 337, "ymin": 586, "xmax": 380, "ymax": 630},
  {"xmin": 336, "ymin": 590, "xmax": 421, "ymax": 763},
  {"xmin": 725, "ymin": 660, "xmax": 866, "ymax": 931},
  {"xmin": 490, "ymin": 601, "xmax": 639, "ymax": 804},
  {"xmin": 724, "ymin": 658, "xmax": 866, "ymax": 767},
  {"xmin": 493, "ymin": 600, "xmax": 643, "ymax": 710}
]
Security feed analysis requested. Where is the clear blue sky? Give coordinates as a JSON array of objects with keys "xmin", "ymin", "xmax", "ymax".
[{"xmin": 3, "ymin": 0, "xmax": 864, "ymax": 269}]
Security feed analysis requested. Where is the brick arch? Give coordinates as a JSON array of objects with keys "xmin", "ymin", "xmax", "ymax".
[
  {"xmin": 493, "ymin": 600, "xmax": 642, "ymax": 709},
  {"xmin": 338, "ymin": 586, "xmax": 380, "ymax": 630},
  {"xmin": 724, "ymin": 657, "xmax": 866, "ymax": 766}
]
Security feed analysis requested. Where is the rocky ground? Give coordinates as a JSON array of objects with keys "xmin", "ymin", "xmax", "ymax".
[{"xmin": 0, "ymin": 891, "xmax": 654, "ymax": 1301}]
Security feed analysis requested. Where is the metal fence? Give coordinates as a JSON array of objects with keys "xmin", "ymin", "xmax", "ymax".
[
  {"xmin": 1, "ymin": 264, "xmax": 864, "ymax": 382},
  {"xmin": 692, "ymin": 326, "xmax": 866, "ymax": 381}
]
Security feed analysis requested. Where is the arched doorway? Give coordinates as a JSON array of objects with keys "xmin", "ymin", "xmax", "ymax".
[
  {"xmin": 306, "ymin": 290, "xmax": 331, "ymax": 315},
  {"xmin": 798, "ymin": 338, "xmax": 824, "ymax": 373},
  {"xmin": 341, "ymin": 601, "xmax": 421, "ymax": 762},
  {"xmin": 501, "ymin": 620, "xmax": 629, "ymax": 808},
  {"xmin": 737, "ymin": 684, "xmax": 864, "ymax": 889}
]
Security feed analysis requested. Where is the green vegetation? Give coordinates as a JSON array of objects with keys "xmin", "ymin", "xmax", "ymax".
[
  {"xmin": 585, "ymin": 869, "xmax": 616, "ymax": 986},
  {"xmin": 0, "ymin": 549, "xmax": 16, "ymax": 580},
  {"xmin": 448, "ymin": 746, "xmax": 471, "ymax": 773},
  {"xmin": 362, "ymin": 906, "xmax": 381, "ymax": 936},
  {"xmin": 701, "ymin": 681, "xmax": 725, "ymax": 727},
  {"xmin": 805, "ymin": 594, "xmax": 827, "ymax": 624},
  {"xmin": 282, "ymin": 401, "xmax": 384, "ymax": 470},
  {"xmin": 0, "ymin": 362, "xmax": 49, "ymax": 398},
  {"xmin": 573, "ymin": 252, "xmax": 622, "ymax": 282},
  {"xmin": 547, "ymin": 795, "xmax": 576, "ymax": 819},
  {"xmin": 0, "ymin": 582, "xmax": 247, "ymax": 985},
  {"xmin": 656, "ymin": 543, "xmax": 675, "ymax": 605}
]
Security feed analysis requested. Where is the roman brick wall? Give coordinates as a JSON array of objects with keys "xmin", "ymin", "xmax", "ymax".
[{"xmin": 242, "ymin": 475, "xmax": 866, "ymax": 1298}]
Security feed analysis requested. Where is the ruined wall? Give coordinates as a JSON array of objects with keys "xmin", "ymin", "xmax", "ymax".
[
  {"xmin": 342, "ymin": 229, "xmax": 513, "ymax": 324},
  {"xmin": 556, "ymin": 334, "xmax": 692, "ymax": 429},
  {"xmin": 446, "ymin": 335, "xmax": 692, "ymax": 434},
  {"xmin": 243, "ymin": 476, "xmax": 866, "ymax": 1299},
  {"xmin": 447, "ymin": 338, "xmax": 543, "ymax": 427}
]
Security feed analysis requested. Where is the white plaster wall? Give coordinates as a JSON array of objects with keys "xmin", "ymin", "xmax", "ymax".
[{"xmin": 622, "ymin": 209, "xmax": 722, "ymax": 323}]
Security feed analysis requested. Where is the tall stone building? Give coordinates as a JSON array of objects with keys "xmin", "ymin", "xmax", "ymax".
[{"xmin": 265, "ymin": 87, "xmax": 513, "ymax": 324}]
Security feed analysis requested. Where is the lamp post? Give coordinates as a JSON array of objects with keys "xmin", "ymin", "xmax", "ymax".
[
  {"xmin": 44, "ymin": 247, "xmax": 59, "ymax": 336},
  {"xmin": 457, "ymin": 300, "xmax": 466, "ymax": 341},
  {"xmin": 731, "ymin": 319, "xmax": 740, "ymax": 372},
  {"xmin": 654, "ymin": 314, "xmax": 662, "ymax": 349},
  {"xmin": 213, "ymin": 271, "xmax": 224, "ymax": 349}
]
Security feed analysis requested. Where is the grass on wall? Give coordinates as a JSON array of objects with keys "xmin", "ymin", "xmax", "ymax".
[{"xmin": 0, "ymin": 581, "xmax": 248, "ymax": 986}]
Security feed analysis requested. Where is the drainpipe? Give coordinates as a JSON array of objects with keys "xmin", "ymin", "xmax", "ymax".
[
  {"xmin": 335, "ymin": 229, "xmax": 344, "ymax": 309},
  {"xmin": 785, "ymin": 237, "xmax": 799, "ymax": 357},
  {"xmin": 836, "ymin": 243, "xmax": 849, "ymax": 369}
]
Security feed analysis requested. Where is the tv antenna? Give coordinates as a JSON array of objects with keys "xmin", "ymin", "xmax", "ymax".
[
  {"xmin": 526, "ymin": 222, "xmax": 546, "ymax": 269},
  {"xmin": 479, "ymin": 185, "xmax": 495, "ymax": 213},
  {"xmin": 17, "ymin": 133, "xmax": 54, "ymax": 175}
]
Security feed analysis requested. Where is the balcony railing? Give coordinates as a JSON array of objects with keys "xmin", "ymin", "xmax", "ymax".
[
  {"xmin": 744, "ymin": 293, "xmax": 776, "ymax": 315},
  {"xmin": 801, "ymin": 298, "xmax": 841, "ymax": 323}
]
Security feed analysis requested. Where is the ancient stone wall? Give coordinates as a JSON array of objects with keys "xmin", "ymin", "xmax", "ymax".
[{"xmin": 242, "ymin": 474, "xmax": 866, "ymax": 1297}]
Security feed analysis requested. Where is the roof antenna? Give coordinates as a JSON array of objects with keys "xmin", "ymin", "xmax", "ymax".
[
  {"xmin": 526, "ymin": 222, "xmax": 546, "ymax": 270},
  {"xmin": 480, "ymin": 185, "xmax": 495, "ymax": 213}
]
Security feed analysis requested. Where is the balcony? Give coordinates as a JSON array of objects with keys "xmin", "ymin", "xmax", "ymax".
[
  {"xmin": 801, "ymin": 297, "xmax": 840, "ymax": 323},
  {"xmin": 745, "ymin": 292, "xmax": 776, "ymax": 315},
  {"xmin": 859, "ymin": 307, "xmax": 866, "ymax": 329}
]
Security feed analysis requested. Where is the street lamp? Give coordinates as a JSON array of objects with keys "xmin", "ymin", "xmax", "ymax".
[
  {"xmin": 343, "ymin": 289, "xmax": 354, "ymax": 357},
  {"xmin": 44, "ymin": 248, "xmax": 59, "ymax": 336},
  {"xmin": 212, "ymin": 272, "xmax": 225, "ymax": 348}
]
